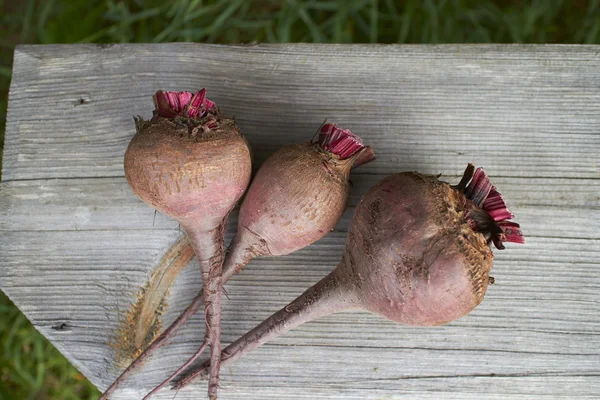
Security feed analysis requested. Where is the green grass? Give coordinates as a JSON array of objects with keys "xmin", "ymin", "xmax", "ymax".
[
  {"xmin": 0, "ymin": 292, "xmax": 99, "ymax": 400},
  {"xmin": 1, "ymin": 0, "xmax": 600, "ymax": 398}
]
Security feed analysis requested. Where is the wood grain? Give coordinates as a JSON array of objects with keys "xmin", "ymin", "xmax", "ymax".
[
  {"xmin": 4, "ymin": 44, "xmax": 600, "ymax": 181},
  {"xmin": 1, "ymin": 43, "xmax": 599, "ymax": 399}
]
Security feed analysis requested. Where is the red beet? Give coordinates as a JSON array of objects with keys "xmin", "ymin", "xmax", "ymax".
[
  {"xmin": 174, "ymin": 164, "xmax": 524, "ymax": 391},
  {"xmin": 139, "ymin": 123, "xmax": 376, "ymax": 398},
  {"xmin": 100, "ymin": 89, "xmax": 251, "ymax": 400},
  {"xmin": 225, "ymin": 123, "xmax": 375, "ymax": 278}
]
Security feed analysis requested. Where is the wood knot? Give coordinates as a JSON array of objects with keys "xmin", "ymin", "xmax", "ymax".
[
  {"xmin": 51, "ymin": 322, "xmax": 70, "ymax": 331},
  {"xmin": 73, "ymin": 96, "xmax": 91, "ymax": 106}
]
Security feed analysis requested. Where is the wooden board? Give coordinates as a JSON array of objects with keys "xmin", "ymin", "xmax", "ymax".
[{"xmin": 1, "ymin": 43, "xmax": 599, "ymax": 399}]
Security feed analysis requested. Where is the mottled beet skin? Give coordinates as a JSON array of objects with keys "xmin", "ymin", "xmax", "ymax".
[
  {"xmin": 175, "ymin": 168, "xmax": 521, "ymax": 389},
  {"xmin": 224, "ymin": 142, "xmax": 361, "ymax": 277},
  {"xmin": 342, "ymin": 172, "xmax": 493, "ymax": 326},
  {"xmin": 124, "ymin": 117, "xmax": 251, "ymax": 232}
]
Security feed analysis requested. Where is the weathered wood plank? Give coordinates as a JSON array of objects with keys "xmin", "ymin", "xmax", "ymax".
[
  {"xmin": 1, "ymin": 176, "xmax": 598, "ymax": 239},
  {"xmin": 1, "ymin": 230, "xmax": 598, "ymax": 399},
  {"xmin": 4, "ymin": 44, "xmax": 600, "ymax": 181},
  {"xmin": 1, "ymin": 44, "xmax": 599, "ymax": 399}
]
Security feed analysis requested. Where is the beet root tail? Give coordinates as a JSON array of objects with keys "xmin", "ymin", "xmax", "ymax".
[
  {"xmin": 184, "ymin": 224, "xmax": 227, "ymax": 400},
  {"xmin": 174, "ymin": 269, "xmax": 359, "ymax": 390},
  {"xmin": 99, "ymin": 232, "xmax": 258, "ymax": 399},
  {"xmin": 141, "ymin": 340, "xmax": 209, "ymax": 400},
  {"xmin": 204, "ymin": 272, "xmax": 223, "ymax": 399}
]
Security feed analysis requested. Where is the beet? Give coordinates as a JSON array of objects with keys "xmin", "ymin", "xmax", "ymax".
[
  {"xmin": 172, "ymin": 164, "xmax": 524, "ymax": 391},
  {"xmin": 100, "ymin": 89, "xmax": 251, "ymax": 400},
  {"xmin": 137, "ymin": 123, "xmax": 375, "ymax": 398},
  {"xmin": 225, "ymin": 123, "xmax": 375, "ymax": 277}
]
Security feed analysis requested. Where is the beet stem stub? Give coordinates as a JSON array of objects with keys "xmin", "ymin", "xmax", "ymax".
[
  {"xmin": 462, "ymin": 166, "xmax": 524, "ymax": 249},
  {"xmin": 318, "ymin": 123, "xmax": 364, "ymax": 158},
  {"xmin": 316, "ymin": 123, "xmax": 376, "ymax": 167},
  {"xmin": 452, "ymin": 163, "xmax": 475, "ymax": 192},
  {"xmin": 153, "ymin": 89, "xmax": 216, "ymax": 119}
]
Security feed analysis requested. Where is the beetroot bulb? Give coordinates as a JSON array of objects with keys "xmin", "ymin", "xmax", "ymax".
[
  {"xmin": 139, "ymin": 123, "xmax": 376, "ymax": 399},
  {"xmin": 174, "ymin": 164, "xmax": 524, "ymax": 391},
  {"xmin": 223, "ymin": 122, "xmax": 376, "ymax": 280},
  {"xmin": 100, "ymin": 89, "xmax": 251, "ymax": 400}
]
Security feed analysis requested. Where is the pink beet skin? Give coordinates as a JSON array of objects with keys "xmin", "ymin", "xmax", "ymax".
[
  {"xmin": 223, "ymin": 123, "xmax": 376, "ymax": 279},
  {"xmin": 342, "ymin": 172, "xmax": 494, "ymax": 326},
  {"xmin": 124, "ymin": 100, "xmax": 250, "ymax": 232},
  {"xmin": 174, "ymin": 165, "xmax": 523, "ymax": 390},
  {"xmin": 234, "ymin": 144, "xmax": 349, "ymax": 256},
  {"xmin": 125, "ymin": 120, "xmax": 249, "ymax": 230}
]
